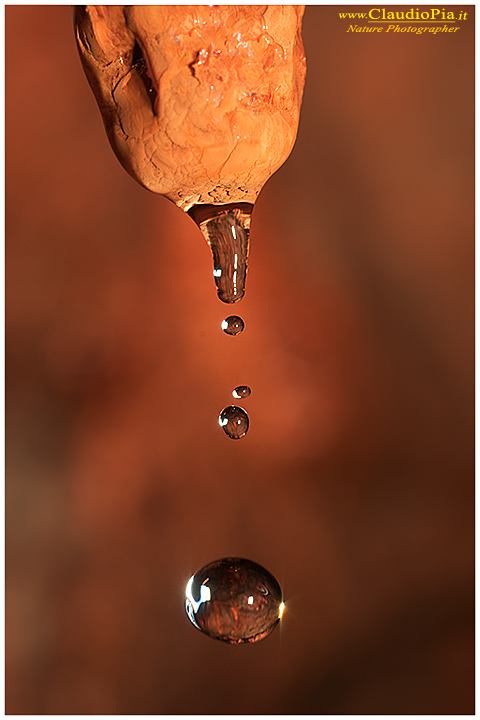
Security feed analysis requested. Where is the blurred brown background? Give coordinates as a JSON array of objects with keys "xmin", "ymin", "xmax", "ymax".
[{"xmin": 6, "ymin": 5, "xmax": 474, "ymax": 714}]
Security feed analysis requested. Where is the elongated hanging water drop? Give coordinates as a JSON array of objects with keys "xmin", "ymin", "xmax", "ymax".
[
  {"xmin": 219, "ymin": 405, "xmax": 249, "ymax": 439},
  {"xmin": 185, "ymin": 557, "xmax": 284, "ymax": 644},
  {"xmin": 232, "ymin": 385, "xmax": 251, "ymax": 399},
  {"xmin": 221, "ymin": 315, "xmax": 244, "ymax": 336},
  {"xmin": 188, "ymin": 203, "xmax": 253, "ymax": 304}
]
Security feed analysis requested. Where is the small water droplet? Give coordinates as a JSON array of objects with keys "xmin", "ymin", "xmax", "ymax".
[
  {"xmin": 221, "ymin": 315, "xmax": 244, "ymax": 336},
  {"xmin": 219, "ymin": 405, "xmax": 249, "ymax": 439},
  {"xmin": 232, "ymin": 385, "xmax": 251, "ymax": 399},
  {"xmin": 188, "ymin": 202, "xmax": 253, "ymax": 304},
  {"xmin": 185, "ymin": 557, "xmax": 283, "ymax": 644}
]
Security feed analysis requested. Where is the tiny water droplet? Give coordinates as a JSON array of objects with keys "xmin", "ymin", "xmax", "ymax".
[
  {"xmin": 221, "ymin": 315, "xmax": 244, "ymax": 336},
  {"xmin": 185, "ymin": 557, "xmax": 283, "ymax": 644},
  {"xmin": 219, "ymin": 405, "xmax": 249, "ymax": 439},
  {"xmin": 232, "ymin": 385, "xmax": 251, "ymax": 399},
  {"xmin": 188, "ymin": 202, "xmax": 253, "ymax": 304}
]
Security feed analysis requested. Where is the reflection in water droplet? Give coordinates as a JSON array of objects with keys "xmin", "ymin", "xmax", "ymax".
[
  {"xmin": 221, "ymin": 315, "xmax": 244, "ymax": 336},
  {"xmin": 188, "ymin": 203, "xmax": 253, "ymax": 304},
  {"xmin": 185, "ymin": 557, "xmax": 283, "ymax": 644},
  {"xmin": 219, "ymin": 405, "xmax": 249, "ymax": 439},
  {"xmin": 232, "ymin": 385, "xmax": 251, "ymax": 399}
]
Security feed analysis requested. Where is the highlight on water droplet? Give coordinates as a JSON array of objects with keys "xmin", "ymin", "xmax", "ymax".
[
  {"xmin": 185, "ymin": 557, "xmax": 283, "ymax": 644},
  {"xmin": 221, "ymin": 315, "xmax": 244, "ymax": 336},
  {"xmin": 219, "ymin": 405, "xmax": 249, "ymax": 439},
  {"xmin": 188, "ymin": 202, "xmax": 253, "ymax": 304},
  {"xmin": 232, "ymin": 385, "xmax": 251, "ymax": 399}
]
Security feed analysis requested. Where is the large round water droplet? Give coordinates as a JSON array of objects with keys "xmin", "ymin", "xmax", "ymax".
[
  {"xmin": 221, "ymin": 315, "xmax": 244, "ymax": 336},
  {"xmin": 232, "ymin": 385, "xmax": 251, "ymax": 399},
  {"xmin": 219, "ymin": 405, "xmax": 249, "ymax": 439},
  {"xmin": 185, "ymin": 557, "xmax": 284, "ymax": 644}
]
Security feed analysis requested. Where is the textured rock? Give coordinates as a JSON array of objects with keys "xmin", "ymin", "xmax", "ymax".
[{"xmin": 75, "ymin": 5, "xmax": 306, "ymax": 210}]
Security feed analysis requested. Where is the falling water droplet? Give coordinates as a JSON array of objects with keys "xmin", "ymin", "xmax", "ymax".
[
  {"xmin": 188, "ymin": 202, "xmax": 253, "ymax": 304},
  {"xmin": 185, "ymin": 557, "xmax": 284, "ymax": 644},
  {"xmin": 232, "ymin": 385, "xmax": 251, "ymax": 399},
  {"xmin": 221, "ymin": 315, "xmax": 244, "ymax": 336},
  {"xmin": 219, "ymin": 405, "xmax": 249, "ymax": 439}
]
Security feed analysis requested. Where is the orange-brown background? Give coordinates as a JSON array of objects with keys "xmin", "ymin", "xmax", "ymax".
[{"xmin": 6, "ymin": 5, "xmax": 474, "ymax": 714}]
